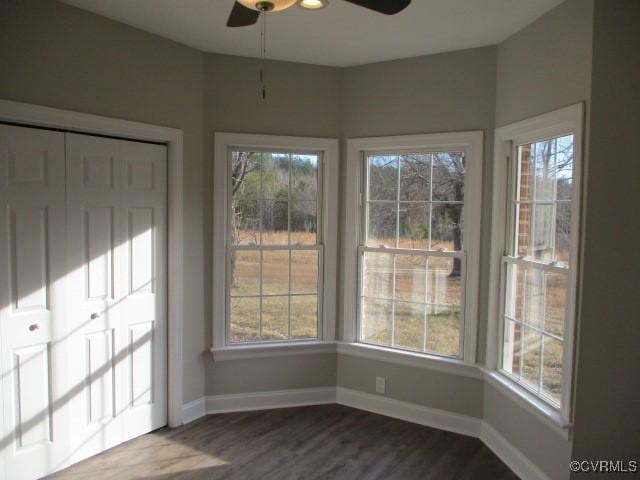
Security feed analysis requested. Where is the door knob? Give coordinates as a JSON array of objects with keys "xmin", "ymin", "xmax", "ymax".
[
  {"xmin": 28, "ymin": 324, "xmax": 40, "ymax": 332},
  {"xmin": 90, "ymin": 312, "xmax": 100, "ymax": 320}
]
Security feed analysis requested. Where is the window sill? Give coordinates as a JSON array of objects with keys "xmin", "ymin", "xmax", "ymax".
[
  {"xmin": 336, "ymin": 342, "xmax": 482, "ymax": 379},
  {"xmin": 482, "ymin": 369, "xmax": 571, "ymax": 439},
  {"xmin": 211, "ymin": 340, "xmax": 337, "ymax": 361}
]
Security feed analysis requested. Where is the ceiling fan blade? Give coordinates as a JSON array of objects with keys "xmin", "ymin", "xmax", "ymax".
[
  {"xmin": 343, "ymin": 0, "xmax": 411, "ymax": 15},
  {"xmin": 227, "ymin": 1, "xmax": 260, "ymax": 27}
]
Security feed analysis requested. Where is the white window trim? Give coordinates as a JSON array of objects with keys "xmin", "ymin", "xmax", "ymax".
[
  {"xmin": 342, "ymin": 131, "xmax": 484, "ymax": 364},
  {"xmin": 486, "ymin": 103, "xmax": 584, "ymax": 427},
  {"xmin": 212, "ymin": 132, "xmax": 339, "ymax": 354}
]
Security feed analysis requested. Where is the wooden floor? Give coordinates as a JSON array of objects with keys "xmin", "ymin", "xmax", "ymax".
[{"xmin": 48, "ymin": 404, "xmax": 518, "ymax": 480}]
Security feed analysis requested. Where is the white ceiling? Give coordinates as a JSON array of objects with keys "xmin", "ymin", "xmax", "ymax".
[{"xmin": 60, "ymin": 0, "xmax": 564, "ymax": 67}]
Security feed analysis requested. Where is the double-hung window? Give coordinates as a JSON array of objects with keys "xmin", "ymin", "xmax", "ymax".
[
  {"xmin": 491, "ymin": 104, "xmax": 583, "ymax": 421},
  {"xmin": 213, "ymin": 134, "xmax": 339, "ymax": 351},
  {"xmin": 344, "ymin": 133, "xmax": 483, "ymax": 362}
]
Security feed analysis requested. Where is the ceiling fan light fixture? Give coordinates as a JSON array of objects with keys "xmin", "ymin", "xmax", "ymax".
[
  {"xmin": 299, "ymin": 0, "xmax": 327, "ymax": 10},
  {"xmin": 237, "ymin": 0, "xmax": 297, "ymax": 12}
]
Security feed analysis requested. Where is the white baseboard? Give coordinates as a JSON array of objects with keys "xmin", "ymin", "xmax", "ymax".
[
  {"xmin": 182, "ymin": 396, "xmax": 206, "ymax": 424},
  {"xmin": 181, "ymin": 386, "xmax": 548, "ymax": 480},
  {"xmin": 206, "ymin": 386, "xmax": 337, "ymax": 413},
  {"xmin": 336, "ymin": 387, "xmax": 482, "ymax": 438},
  {"xmin": 480, "ymin": 422, "xmax": 551, "ymax": 480}
]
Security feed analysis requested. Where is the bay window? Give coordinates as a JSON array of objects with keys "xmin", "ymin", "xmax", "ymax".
[{"xmin": 489, "ymin": 104, "xmax": 583, "ymax": 423}]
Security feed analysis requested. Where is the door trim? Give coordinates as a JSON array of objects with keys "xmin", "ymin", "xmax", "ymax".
[{"xmin": 0, "ymin": 99, "xmax": 185, "ymax": 428}]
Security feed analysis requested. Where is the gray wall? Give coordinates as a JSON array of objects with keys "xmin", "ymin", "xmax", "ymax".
[
  {"xmin": 487, "ymin": 1, "xmax": 594, "ymax": 478},
  {"xmin": 495, "ymin": 0, "xmax": 594, "ymax": 127},
  {"xmin": 571, "ymin": 1, "xmax": 640, "ymax": 475},
  {"xmin": 338, "ymin": 356, "xmax": 483, "ymax": 418},
  {"xmin": 203, "ymin": 54, "xmax": 342, "ymax": 395},
  {"xmin": 0, "ymin": 0, "xmax": 208, "ymax": 404}
]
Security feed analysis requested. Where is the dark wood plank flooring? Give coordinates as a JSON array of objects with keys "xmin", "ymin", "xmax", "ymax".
[{"xmin": 48, "ymin": 404, "xmax": 518, "ymax": 480}]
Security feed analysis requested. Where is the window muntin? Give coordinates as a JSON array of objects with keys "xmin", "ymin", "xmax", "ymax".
[
  {"xmin": 359, "ymin": 151, "xmax": 466, "ymax": 358},
  {"xmin": 228, "ymin": 150, "xmax": 321, "ymax": 343},
  {"xmin": 501, "ymin": 135, "xmax": 574, "ymax": 406}
]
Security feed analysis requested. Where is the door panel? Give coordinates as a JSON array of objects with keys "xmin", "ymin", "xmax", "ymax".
[
  {"xmin": 65, "ymin": 133, "xmax": 167, "ymax": 464},
  {"xmin": 0, "ymin": 124, "xmax": 68, "ymax": 480}
]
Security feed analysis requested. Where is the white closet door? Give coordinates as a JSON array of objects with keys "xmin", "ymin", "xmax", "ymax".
[
  {"xmin": 0, "ymin": 124, "xmax": 70, "ymax": 480},
  {"xmin": 64, "ymin": 133, "xmax": 167, "ymax": 466}
]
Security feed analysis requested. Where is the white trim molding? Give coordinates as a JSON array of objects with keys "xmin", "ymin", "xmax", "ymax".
[
  {"xmin": 487, "ymin": 103, "xmax": 584, "ymax": 427},
  {"xmin": 337, "ymin": 342, "xmax": 482, "ymax": 379},
  {"xmin": 480, "ymin": 422, "xmax": 551, "ymax": 480},
  {"xmin": 211, "ymin": 340, "xmax": 337, "ymax": 361},
  {"xmin": 0, "ymin": 98, "xmax": 185, "ymax": 427},
  {"xmin": 343, "ymin": 131, "xmax": 484, "ymax": 363},
  {"xmin": 212, "ymin": 132, "xmax": 339, "ymax": 350},
  {"xmin": 336, "ymin": 387, "xmax": 482, "ymax": 437}
]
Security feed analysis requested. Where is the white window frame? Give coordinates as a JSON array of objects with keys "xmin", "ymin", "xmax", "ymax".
[
  {"xmin": 342, "ymin": 132, "xmax": 484, "ymax": 365},
  {"xmin": 486, "ymin": 103, "xmax": 584, "ymax": 428},
  {"xmin": 212, "ymin": 133, "xmax": 339, "ymax": 359}
]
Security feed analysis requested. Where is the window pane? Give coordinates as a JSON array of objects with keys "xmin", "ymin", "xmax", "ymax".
[
  {"xmin": 517, "ymin": 145, "xmax": 534, "ymax": 202},
  {"xmin": 291, "ymin": 295, "xmax": 318, "ymax": 339},
  {"xmin": 367, "ymin": 201, "xmax": 397, "ymax": 247},
  {"xmin": 262, "ymin": 153, "xmax": 289, "ymax": 199},
  {"xmin": 262, "ymin": 250, "xmax": 289, "ymax": 295},
  {"xmin": 425, "ymin": 305, "xmax": 460, "ymax": 357},
  {"xmin": 505, "ymin": 263, "xmax": 544, "ymax": 329},
  {"xmin": 291, "ymin": 154, "xmax": 318, "ymax": 201},
  {"xmin": 398, "ymin": 202, "xmax": 429, "ymax": 249},
  {"xmin": 544, "ymin": 272, "xmax": 566, "ymax": 337},
  {"xmin": 291, "ymin": 250, "xmax": 318, "ymax": 294},
  {"xmin": 502, "ymin": 319, "xmax": 522, "ymax": 378},
  {"xmin": 232, "ymin": 198, "xmax": 260, "ymax": 245},
  {"xmin": 432, "ymin": 152, "xmax": 465, "ymax": 202},
  {"xmin": 230, "ymin": 250, "xmax": 260, "ymax": 296},
  {"xmin": 230, "ymin": 297, "xmax": 260, "ymax": 343},
  {"xmin": 262, "ymin": 296, "xmax": 289, "ymax": 340},
  {"xmin": 431, "ymin": 203, "xmax": 463, "ymax": 251},
  {"xmin": 361, "ymin": 298, "xmax": 392, "ymax": 346},
  {"xmin": 368, "ymin": 155, "xmax": 398, "ymax": 201},
  {"xmin": 399, "ymin": 154, "xmax": 430, "ymax": 201},
  {"xmin": 534, "ymin": 139, "xmax": 556, "ymax": 201},
  {"xmin": 393, "ymin": 301, "xmax": 425, "ymax": 352},
  {"xmin": 261, "ymin": 199, "xmax": 289, "ymax": 244},
  {"xmin": 426, "ymin": 257, "xmax": 462, "ymax": 306},
  {"xmin": 522, "ymin": 327, "xmax": 541, "ymax": 389},
  {"xmin": 362, "ymin": 252, "xmax": 393, "ymax": 300},
  {"xmin": 394, "ymin": 254, "xmax": 426, "ymax": 303},
  {"xmin": 532, "ymin": 203, "xmax": 554, "ymax": 261},
  {"xmin": 291, "ymin": 200, "xmax": 317, "ymax": 244},
  {"xmin": 542, "ymin": 335, "xmax": 563, "ymax": 404},
  {"xmin": 515, "ymin": 202, "xmax": 532, "ymax": 257},
  {"xmin": 555, "ymin": 202, "xmax": 571, "ymax": 265},
  {"xmin": 555, "ymin": 135, "xmax": 573, "ymax": 200}
]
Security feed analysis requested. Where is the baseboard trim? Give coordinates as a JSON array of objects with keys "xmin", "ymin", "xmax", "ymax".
[
  {"xmin": 480, "ymin": 422, "xmax": 551, "ymax": 480},
  {"xmin": 182, "ymin": 396, "xmax": 206, "ymax": 424},
  {"xmin": 182, "ymin": 387, "xmax": 549, "ymax": 480},
  {"xmin": 336, "ymin": 387, "xmax": 482, "ymax": 438}
]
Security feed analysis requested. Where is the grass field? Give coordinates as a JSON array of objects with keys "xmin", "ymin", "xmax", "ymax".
[{"xmin": 228, "ymin": 230, "xmax": 564, "ymax": 401}]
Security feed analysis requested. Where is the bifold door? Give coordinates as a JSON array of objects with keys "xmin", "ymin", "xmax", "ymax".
[{"xmin": 0, "ymin": 125, "xmax": 167, "ymax": 479}]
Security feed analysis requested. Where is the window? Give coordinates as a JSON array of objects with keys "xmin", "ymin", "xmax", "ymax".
[
  {"xmin": 212, "ymin": 133, "xmax": 338, "ymax": 352},
  {"xmin": 490, "ymin": 104, "xmax": 583, "ymax": 421},
  {"xmin": 343, "ymin": 132, "xmax": 483, "ymax": 362},
  {"xmin": 228, "ymin": 150, "xmax": 322, "ymax": 342}
]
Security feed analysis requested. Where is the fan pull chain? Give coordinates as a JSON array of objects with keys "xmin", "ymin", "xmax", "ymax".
[{"xmin": 260, "ymin": 9, "xmax": 267, "ymax": 100}]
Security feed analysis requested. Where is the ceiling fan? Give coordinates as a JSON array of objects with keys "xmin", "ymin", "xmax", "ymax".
[{"xmin": 227, "ymin": 0, "xmax": 411, "ymax": 27}]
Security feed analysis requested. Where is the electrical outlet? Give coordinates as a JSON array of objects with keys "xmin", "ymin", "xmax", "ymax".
[{"xmin": 375, "ymin": 376, "xmax": 386, "ymax": 394}]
